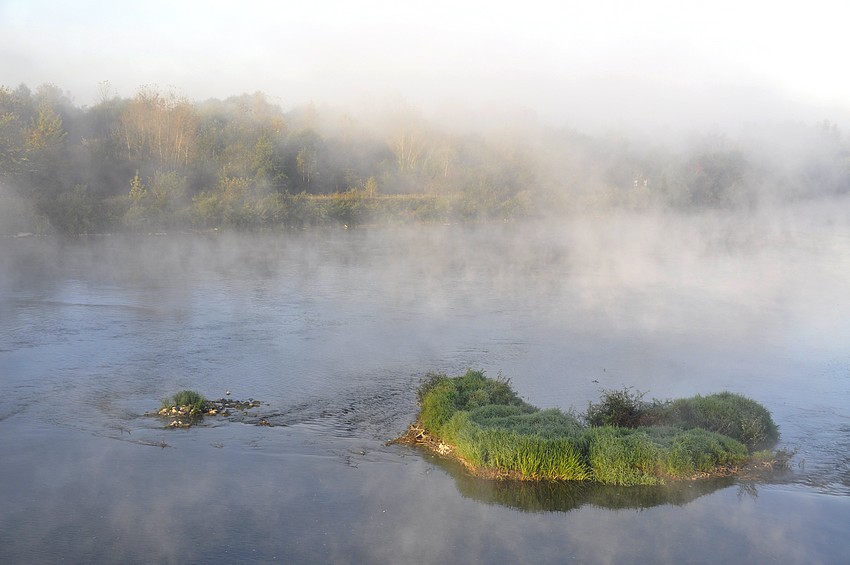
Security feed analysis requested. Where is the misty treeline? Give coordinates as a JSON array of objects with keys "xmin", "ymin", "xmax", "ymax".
[{"xmin": 1, "ymin": 82, "xmax": 849, "ymax": 234}]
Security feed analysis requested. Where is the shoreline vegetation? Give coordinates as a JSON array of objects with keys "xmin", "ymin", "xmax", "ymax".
[
  {"xmin": 2, "ymin": 82, "xmax": 849, "ymax": 236},
  {"xmin": 393, "ymin": 370, "xmax": 787, "ymax": 486}
]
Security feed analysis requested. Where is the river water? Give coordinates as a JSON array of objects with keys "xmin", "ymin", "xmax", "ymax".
[{"xmin": 1, "ymin": 205, "xmax": 849, "ymax": 563}]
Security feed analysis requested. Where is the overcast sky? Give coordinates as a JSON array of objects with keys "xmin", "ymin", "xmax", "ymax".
[{"xmin": 2, "ymin": 0, "xmax": 848, "ymax": 132}]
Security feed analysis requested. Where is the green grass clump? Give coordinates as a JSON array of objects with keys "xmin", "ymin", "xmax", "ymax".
[
  {"xmin": 449, "ymin": 420, "xmax": 591, "ymax": 481},
  {"xmin": 162, "ymin": 390, "xmax": 206, "ymax": 413},
  {"xmin": 662, "ymin": 392, "xmax": 779, "ymax": 450},
  {"xmin": 585, "ymin": 388, "xmax": 779, "ymax": 451},
  {"xmin": 470, "ymin": 406, "xmax": 584, "ymax": 439},
  {"xmin": 418, "ymin": 371, "xmax": 534, "ymax": 432},
  {"xmin": 414, "ymin": 371, "xmax": 775, "ymax": 485},
  {"xmin": 585, "ymin": 427, "xmax": 661, "ymax": 485}
]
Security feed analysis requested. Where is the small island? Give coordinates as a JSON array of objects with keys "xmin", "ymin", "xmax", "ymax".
[
  {"xmin": 155, "ymin": 390, "xmax": 263, "ymax": 428},
  {"xmin": 394, "ymin": 370, "xmax": 783, "ymax": 485}
]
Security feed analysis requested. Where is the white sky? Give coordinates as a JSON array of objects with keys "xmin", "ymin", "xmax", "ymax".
[{"xmin": 1, "ymin": 0, "xmax": 848, "ymax": 132}]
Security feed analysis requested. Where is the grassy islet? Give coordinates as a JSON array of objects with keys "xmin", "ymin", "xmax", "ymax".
[{"xmin": 411, "ymin": 370, "xmax": 780, "ymax": 485}]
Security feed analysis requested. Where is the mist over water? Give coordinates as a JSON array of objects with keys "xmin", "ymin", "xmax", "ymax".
[
  {"xmin": 1, "ymin": 204, "xmax": 849, "ymax": 563},
  {"xmin": 3, "ymin": 1, "xmax": 850, "ymax": 560}
]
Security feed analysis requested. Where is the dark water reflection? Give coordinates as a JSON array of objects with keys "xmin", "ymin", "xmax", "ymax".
[
  {"xmin": 420, "ymin": 449, "xmax": 743, "ymax": 513},
  {"xmin": 1, "ymin": 208, "xmax": 849, "ymax": 563}
]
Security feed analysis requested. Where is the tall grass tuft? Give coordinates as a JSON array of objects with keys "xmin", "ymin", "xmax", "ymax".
[
  {"xmin": 662, "ymin": 392, "xmax": 779, "ymax": 450},
  {"xmin": 586, "ymin": 427, "xmax": 661, "ymax": 485},
  {"xmin": 162, "ymin": 390, "xmax": 206, "ymax": 413},
  {"xmin": 418, "ymin": 370, "xmax": 534, "ymax": 432}
]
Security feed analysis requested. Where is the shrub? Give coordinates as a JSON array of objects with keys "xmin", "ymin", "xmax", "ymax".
[{"xmin": 585, "ymin": 387, "xmax": 646, "ymax": 427}]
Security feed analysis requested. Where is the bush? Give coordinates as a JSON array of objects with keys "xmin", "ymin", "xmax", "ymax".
[{"xmin": 585, "ymin": 387, "xmax": 648, "ymax": 427}]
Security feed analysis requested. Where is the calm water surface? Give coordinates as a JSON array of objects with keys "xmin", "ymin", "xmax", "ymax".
[{"xmin": 1, "ymin": 208, "xmax": 849, "ymax": 563}]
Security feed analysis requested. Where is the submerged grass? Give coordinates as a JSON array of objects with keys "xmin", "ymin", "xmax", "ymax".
[{"xmin": 411, "ymin": 370, "xmax": 779, "ymax": 485}]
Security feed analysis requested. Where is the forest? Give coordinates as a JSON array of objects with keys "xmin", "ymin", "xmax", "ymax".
[{"xmin": 1, "ymin": 82, "xmax": 849, "ymax": 234}]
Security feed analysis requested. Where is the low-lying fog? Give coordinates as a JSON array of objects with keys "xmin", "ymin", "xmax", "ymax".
[
  {"xmin": 3, "ymin": 1, "xmax": 850, "ymax": 561},
  {"xmin": 2, "ymin": 201, "xmax": 850, "ymax": 563}
]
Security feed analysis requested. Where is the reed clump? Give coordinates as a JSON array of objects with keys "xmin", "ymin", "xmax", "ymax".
[
  {"xmin": 407, "ymin": 370, "xmax": 780, "ymax": 485},
  {"xmin": 160, "ymin": 390, "xmax": 207, "ymax": 414}
]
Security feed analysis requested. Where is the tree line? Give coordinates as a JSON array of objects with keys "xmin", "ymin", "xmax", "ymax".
[{"xmin": 1, "ymin": 82, "xmax": 848, "ymax": 234}]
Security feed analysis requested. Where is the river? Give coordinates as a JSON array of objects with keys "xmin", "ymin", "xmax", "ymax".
[{"xmin": 1, "ymin": 205, "xmax": 849, "ymax": 563}]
